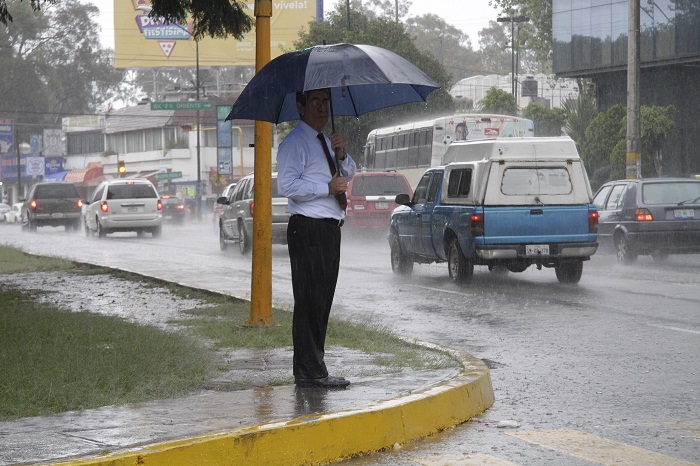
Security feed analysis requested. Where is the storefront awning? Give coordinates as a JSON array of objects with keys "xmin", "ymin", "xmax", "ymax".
[
  {"xmin": 64, "ymin": 163, "xmax": 104, "ymax": 186},
  {"xmin": 44, "ymin": 170, "xmax": 69, "ymax": 181}
]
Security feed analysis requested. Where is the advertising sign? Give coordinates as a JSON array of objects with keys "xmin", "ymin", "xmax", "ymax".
[
  {"xmin": 217, "ymin": 106, "xmax": 233, "ymax": 175},
  {"xmin": 43, "ymin": 129, "xmax": 64, "ymax": 157},
  {"xmin": 114, "ymin": 0, "xmax": 316, "ymax": 68},
  {"xmin": 1, "ymin": 154, "xmax": 39, "ymax": 181},
  {"xmin": 0, "ymin": 118, "xmax": 14, "ymax": 155}
]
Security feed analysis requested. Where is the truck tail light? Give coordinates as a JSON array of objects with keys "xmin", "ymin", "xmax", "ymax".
[
  {"xmin": 157, "ymin": 200, "xmax": 163, "ymax": 211},
  {"xmin": 78, "ymin": 199, "xmax": 83, "ymax": 208},
  {"xmin": 100, "ymin": 201, "xmax": 108, "ymax": 213},
  {"xmin": 470, "ymin": 213, "xmax": 484, "ymax": 236},
  {"xmin": 635, "ymin": 208, "xmax": 653, "ymax": 221},
  {"xmin": 249, "ymin": 201, "xmax": 254, "ymax": 217},
  {"xmin": 589, "ymin": 210, "xmax": 599, "ymax": 233},
  {"xmin": 29, "ymin": 200, "xmax": 38, "ymax": 210}
]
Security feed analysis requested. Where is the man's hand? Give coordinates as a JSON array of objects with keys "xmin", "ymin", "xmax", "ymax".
[
  {"xmin": 328, "ymin": 172, "xmax": 348, "ymax": 195},
  {"xmin": 330, "ymin": 132, "xmax": 345, "ymax": 161}
]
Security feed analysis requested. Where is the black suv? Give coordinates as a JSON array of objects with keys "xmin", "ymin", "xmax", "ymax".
[
  {"xmin": 593, "ymin": 178, "xmax": 700, "ymax": 262},
  {"xmin": 21, "ymin": 182, "xmax": 83, "ymax": 232}
]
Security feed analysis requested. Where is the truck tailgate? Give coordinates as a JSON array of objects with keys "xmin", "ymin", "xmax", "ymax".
[{"xmin": 482, "ymin": 205, "xmax": 593, "ymax": 244}]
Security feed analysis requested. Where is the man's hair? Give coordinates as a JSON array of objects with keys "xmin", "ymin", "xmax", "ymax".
[{"xmin": 296, "ymin": 89, "xmax": 330, "ymax": 106}]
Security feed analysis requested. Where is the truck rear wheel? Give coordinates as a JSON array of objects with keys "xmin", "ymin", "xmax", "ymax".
[
  {"xmin": 448, "ymin": 238, "xmax": 473, "ymax": 285},
  {"xmin": 555, "ymin": 259, "xmax": 583, "ymax": 284},
  {"xmin": 390, "ymin": 233, "xmax": 413, "ymax": 276}
]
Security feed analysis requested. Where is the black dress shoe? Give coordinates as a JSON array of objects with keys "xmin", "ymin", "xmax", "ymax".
[{"xmin": 295, "ymin": 376, "xmax": 350, "ymax": 388}]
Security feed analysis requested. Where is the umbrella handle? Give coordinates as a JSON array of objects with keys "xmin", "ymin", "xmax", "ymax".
[{"xmin": 328, "ymin": 92, "xmax": 342, "ymax": 173}]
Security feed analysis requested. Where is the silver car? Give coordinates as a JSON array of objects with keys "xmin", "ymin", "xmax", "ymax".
[
  {"xmin": 217, "ymin": 172, "xmax": 289, "ymax": 254},
  {"xmin": 84, "ymin": 179, "xmax": 163, "ymax": 238}
]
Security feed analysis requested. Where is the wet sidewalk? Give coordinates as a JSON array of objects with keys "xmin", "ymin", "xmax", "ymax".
[{"xmin": 0, "ymin": 270, "xmax": 493, "ymax": 466}]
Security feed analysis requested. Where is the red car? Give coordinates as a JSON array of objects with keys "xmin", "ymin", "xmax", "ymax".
[{"xmin": 345, "ymin": 171, "xmax": 413, "ymax": 230}]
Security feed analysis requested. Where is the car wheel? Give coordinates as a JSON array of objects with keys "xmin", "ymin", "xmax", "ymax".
[
  {"xmin": 614, "ymin": 233, "xmax": 637, "ymax": 264},
  {"xmin": 28, "ymin": 219, "xmax": 37, "ymax": 232},
  {"xmin": 238, "ymin": 222, "xmax": 251, "ymax": 255},
  {"xmin": 84, "ymin": 220, "xmax": 92, "ymax": 237},
  {"xmin": 389, "ymin": 233, "xmax": 413, "ymax": 276},
  {"xmin": 555, "ymin": 259, "xmax": 583, "ymax": 284},
  {"xmin": 447, "ymin": 238, "xmax": 473, "ymax": 285},
  {"xmin": 96, "ymin": 220, "xmax": 107, "ymax": 238},
  {"xmin": 151, "ymin": 226, "xmax": 162, "ymax": 238},
  {"xmin": 219, "ymin": 225, "xmax": 228, "ymax": 251}
]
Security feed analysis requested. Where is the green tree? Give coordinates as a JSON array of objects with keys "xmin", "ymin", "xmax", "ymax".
[
  {"xmin": 405, "ymin": 14, "xmax": 482, "ymax": 83},
  {"xmin": 489, "ymin": 0, "xmax": 552, "ymax": 64},
  {"xmin": 1, "ymin": 0, "xmax": 253, "ymax": 41},
  {"xmin": 0, "ymin": 0, "xmax": 122, "ymax": 141},
  {"xmin": 291, "ymin": 3, "xmax": 454, "ymax": 162},
  {"xmin": 578, "ymin": 104, "xmax": 626, "ymax": 183},
  {"xmin": 640, "ymin": 105, "xmax": 677, "ymax": 177},
  {"xmin": 562, "ymin": 92, "xmax": 597, "ymax": 144},
  {"xmin": 479, "ymin": 87, "xmax": 518, "ymax": 115},
  {"xmin": 522, "ymin": 102, "xmax": 565, "ymax": 136},
  {"xmin": 477, "ymin": 20, "xmax": 511, "ymax": 74}
]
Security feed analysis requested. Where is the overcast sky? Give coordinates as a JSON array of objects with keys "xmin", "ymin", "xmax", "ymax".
[{"xmin": 91, "ymin": 0, "xmax": 501, "ymax": 51}]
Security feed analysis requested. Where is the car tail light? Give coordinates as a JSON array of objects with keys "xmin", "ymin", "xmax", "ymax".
[
  {"xmin": 157, "ymin": 200, "xmax": 163, "ymax": 211},
  {"xmin": 589, "ymin": 210, "xmax": 599, "ymax": 233},
  {"xmin": 78, "ymin": 199, "xmax": 83, "ymax": 208},
  {"xmin": 249, "ymin": 201, "xmax": 254, "ymax": 217},
  {"xmin": 635, "ymin": 208, "xmax": 653, "ymax": 221},
  {"xmin": 177, "ymin": 204, "xmax": 185, "ymax": 211},
  {"xmin": 100, "ymin": 201, "xmax": 108, "ymax": 213},
  {"xmin": 29, "ymin": 200, "xmax": 38, "ymax": 210},
  {"xmin": 470, "ymin": 213, "xmax": 484, "ymax": 236}
]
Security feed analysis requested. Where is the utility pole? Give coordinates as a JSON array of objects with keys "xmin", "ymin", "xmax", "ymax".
[
  {"xmin": 626, "ymin": 0, "xmax": 642, "ymax": 178},
  {"xmin": 497, "ymin": 15, "xmax": 529, "ymax": 98}
]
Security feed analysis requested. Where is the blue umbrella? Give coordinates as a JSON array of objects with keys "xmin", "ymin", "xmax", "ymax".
[{"xmin": 225, "ymin": 43, "xmax": 440, "ymax": 124}]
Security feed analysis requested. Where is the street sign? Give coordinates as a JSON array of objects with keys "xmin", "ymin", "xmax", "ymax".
[
  {"xmin": 154, "ymin": 171, "xmax": 182, "ymax": 181},
  {"xmin": 150, "ymin": 101, "xmax": 215, "ymax": 111}
]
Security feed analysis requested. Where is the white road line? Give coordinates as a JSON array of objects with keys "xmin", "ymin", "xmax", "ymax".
[
  {"xmin": 411, "ymin": 453, "xmax": 520, "ymax": 465},
  {"xmin": 508, "ymin": 429, "xmax": 698, "ymax": 466},
  {"xmin": 647, "ymin": 324, "xmax": 700, "ymax": 335}
]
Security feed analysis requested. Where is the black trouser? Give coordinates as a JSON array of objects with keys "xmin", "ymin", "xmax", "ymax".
[{"xmin": 287, "ymin": 214, "xmax": 342, "ymax": 380}]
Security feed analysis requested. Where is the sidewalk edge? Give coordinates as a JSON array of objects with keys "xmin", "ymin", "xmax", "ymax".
[{"xmin": 49, "ymin": 345, "xmax": 494, "ymax": 466}]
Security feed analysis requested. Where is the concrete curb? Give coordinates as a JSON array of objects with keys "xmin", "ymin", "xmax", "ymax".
[{"xmin": 50, "ymin": 344, "xmax": 494, "ymax": 466}]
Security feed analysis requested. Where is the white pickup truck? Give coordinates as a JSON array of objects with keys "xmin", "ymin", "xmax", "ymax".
[{"xmin": 388, "ymin": 137, "xmax": 599, "ymax": 284}]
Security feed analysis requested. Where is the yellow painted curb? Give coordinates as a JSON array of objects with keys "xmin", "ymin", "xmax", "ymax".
[{"xmin": 49, "ymin": 345, "xmax": 494, "ymax": 466}]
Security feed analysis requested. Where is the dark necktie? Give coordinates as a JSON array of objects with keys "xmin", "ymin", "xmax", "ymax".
[{"xmin": 317, "ymin": 133, "xmax": 347, "ymax": 212}]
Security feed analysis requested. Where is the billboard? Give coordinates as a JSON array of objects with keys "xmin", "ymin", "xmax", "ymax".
[
  {"xmin": 0, "ymin": 118, "xmax": 14, "ymax": 155},
  {"xmin": 114, "ymin": 0, "xmax": 317, "ymax": 68}
]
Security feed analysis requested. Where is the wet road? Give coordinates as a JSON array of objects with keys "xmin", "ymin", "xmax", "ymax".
[{"xmin": 1, "ymin": 220, "xmax": 699, "ymax": 465}]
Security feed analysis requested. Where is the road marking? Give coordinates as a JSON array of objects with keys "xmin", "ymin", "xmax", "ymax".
[
  {"xmin": 659, "ymin": 421, "xmax": 700, "ymax": 441},
  {"xmin": 412, "ymin": 453, "xmax": 520, "ymax": 465},
  {"xmin": 508, "ymin": 429, "xmax": 698, "ymax": 466},
  {"xmin": 647, "ymin": 323, "xmax": 700, "ymax": 335}
]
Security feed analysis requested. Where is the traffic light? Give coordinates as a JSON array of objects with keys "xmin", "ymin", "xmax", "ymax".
[{"xmin": 118, "ymin": 160, "xmax": 126, "ymax": 177}]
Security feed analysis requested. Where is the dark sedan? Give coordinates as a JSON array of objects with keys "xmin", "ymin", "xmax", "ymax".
[
  {"xmin": 593, "ymin": 178, "xmax": 700, "ymax": 262},
  {"xmin": 161, "ymin": 195, "xmax": 187, "ymax": 224}
]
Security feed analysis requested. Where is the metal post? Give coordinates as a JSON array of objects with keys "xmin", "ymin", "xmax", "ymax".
[
  {"xmin": 497, "ymin": 16, "xmax": 529, "ymax": 98},
  {"xmin": 195, "ymin": 39, "xmax": 202, "ymax": 221},
  {"xmin": 626, "ymin": 0, "xmax": 641, "ymax": 178}
]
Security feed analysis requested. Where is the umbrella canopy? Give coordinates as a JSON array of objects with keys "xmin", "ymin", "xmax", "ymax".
[{"xmin": 225, "ymin": 43, "xmax": 440, "ymax": 124}]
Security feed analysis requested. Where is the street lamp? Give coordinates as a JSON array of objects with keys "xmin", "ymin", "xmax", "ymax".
[
  {"xmin": 138, "ymin": 6, "xmax": 202, "ymax": 221},
  {"xmin": 497, "ymin": 15, "xmax": 529, "ymax": 98}
]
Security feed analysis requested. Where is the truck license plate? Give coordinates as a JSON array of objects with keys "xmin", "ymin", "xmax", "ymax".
[
  {"xmin": 526, "ymin": 244, "xmax": 549, "ymax": 256},
  {"xmin": 674, "ymin": 208, "xmax": 694, "ymax": 219},
  {"xmin": 375, "ymin": 202, "xmax": 389, "ymax": 210}
]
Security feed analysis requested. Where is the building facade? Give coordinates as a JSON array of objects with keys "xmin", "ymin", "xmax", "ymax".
[{"xmin": 552, "ymin": 0, "xmax": 700, "ymax": 176}]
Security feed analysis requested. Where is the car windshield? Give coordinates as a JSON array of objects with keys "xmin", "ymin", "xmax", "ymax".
[
  {"xmin": 350, "ymin": 175, "xmax": 409, "ymax": 196},
  {"xmin": 34, "ymin": 184, "xmax": 79, "ymax": 199},
  {"xmin": 642, "ymin": 182, "xmax": 700, "ymax": 205},
  {"xmin": 107, "ymin": 184, "xmax": 157, "ymax": 199}
]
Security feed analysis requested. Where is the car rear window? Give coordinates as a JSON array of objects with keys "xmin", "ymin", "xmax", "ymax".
[
  {"xmin": 350, "ymin": 175, "xmax": 410, "ymax": 196},
  {"xmin": 34, "ymin": 184, "xmax": 79, "ymax": 199},
  {"xmin": 642, "ymin": 182, "xmax": 700, "ymax": 205},
  {"xmin": 107, "ymin": 184, "xmax": 158, "ymax": 200},
  {"xmin": 501, "ymin": 168, "xmax": 572, "ymax": 195}
]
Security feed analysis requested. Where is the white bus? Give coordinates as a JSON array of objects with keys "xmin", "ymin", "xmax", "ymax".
[{"xmin": 363, "ymin": 114, "xmax": 534, "ymax": 188}]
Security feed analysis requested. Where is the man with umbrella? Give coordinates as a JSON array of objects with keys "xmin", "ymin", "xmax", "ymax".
[{"xmin": 277, "ymin": 88, "xmax": 357, "ymax": 389}]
